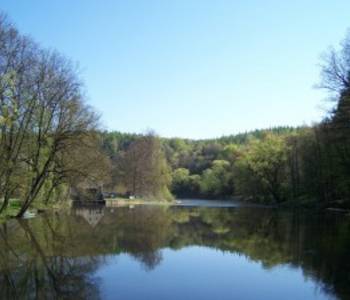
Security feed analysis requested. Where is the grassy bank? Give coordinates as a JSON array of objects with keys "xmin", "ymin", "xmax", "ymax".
[{"xmin": 0, "ymin": 199, "xmax": 72, "ymax": 224}]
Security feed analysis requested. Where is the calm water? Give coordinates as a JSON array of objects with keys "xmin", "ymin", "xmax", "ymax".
[{"xmin": 0, "ymin": 202, "xmax": 349, "ymax": 300}]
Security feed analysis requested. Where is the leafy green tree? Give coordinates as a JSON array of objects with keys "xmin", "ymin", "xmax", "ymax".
[
  {"xmin": 235, "ymin": 135, "xmax": 289, "ymax": 203},
  {"xmin": 0, "ymin": 14, "xmax": 106, "ymax": 216},
  {"xmin": 171, "ymin": 168, "xmax": 190, "ymax": 197},
  {"xmin": 200, "ymin": 160, "xmax": 233, "ymax": 198}
]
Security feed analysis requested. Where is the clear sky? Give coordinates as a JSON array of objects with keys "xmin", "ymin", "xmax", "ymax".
[{"xmin": 1, "ymin": 1, "xmax": 350, "ymax": 138}]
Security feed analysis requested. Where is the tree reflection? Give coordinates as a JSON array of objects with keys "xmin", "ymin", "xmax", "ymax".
[
  {"xmin": 0, "ymin": 205, "xmax": 349, "ymax": 299},
  {"xmin": 0, "ymin": 219, "xmax": 101, "ymax": 300}
]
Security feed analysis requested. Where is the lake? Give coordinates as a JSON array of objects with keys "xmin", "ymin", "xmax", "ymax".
[{"xmin": 0, "ymin": 201, "xmax": 349, "ymax": 299}]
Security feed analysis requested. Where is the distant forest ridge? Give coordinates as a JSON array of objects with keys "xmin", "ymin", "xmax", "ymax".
[{"xmin": 104, "ymin": 125, "xmax": 307, "ymax": 144}]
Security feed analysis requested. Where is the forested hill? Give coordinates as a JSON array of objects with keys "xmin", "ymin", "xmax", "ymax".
[
  {"xmin": 103, "ymin": 126, "xmax": 302, "ymax": 150},
  {"xmin": 102, "ymin": 126, "xmax": 303, "ymax": 153},
  {"xmin": 211, "ymin": 126, "xmax": 304, "ymax": 144},
  {"xmin": 100, "ymin": 118, "xmax": 350, "ymax": 208}
]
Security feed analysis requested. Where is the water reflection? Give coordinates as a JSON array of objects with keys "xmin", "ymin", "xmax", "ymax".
[
  {"xmin": 0, "ymin": 218, "xmax": 102, "ymax": 299},
  {"xmin": 0, "ymin": 205, "xmax": 349, "ymax": 299}
]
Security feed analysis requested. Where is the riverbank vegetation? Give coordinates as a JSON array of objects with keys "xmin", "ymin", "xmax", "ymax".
[{"xmin": 1, "ymin": 12, "xmax": 350, "ymax": 218}]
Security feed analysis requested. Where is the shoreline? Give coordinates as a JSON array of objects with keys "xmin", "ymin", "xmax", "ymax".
[{"xmin": 105, "ymin": 198, "xmax": 176, "ymax": 207}]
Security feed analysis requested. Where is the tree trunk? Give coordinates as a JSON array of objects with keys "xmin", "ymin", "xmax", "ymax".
[{"xmin": 0, "ymin": 191, "xmax": 11, "ymax": 214}]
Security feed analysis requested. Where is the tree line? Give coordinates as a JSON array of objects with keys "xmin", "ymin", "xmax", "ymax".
[{"xmin": 1, "ymin": 12, "xmax": 350, "ymax": 216}]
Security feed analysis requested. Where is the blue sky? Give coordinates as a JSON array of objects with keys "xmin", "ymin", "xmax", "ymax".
[{"xmin": 1, "ymin": 1, "xmax": 350, "ymax": 138}]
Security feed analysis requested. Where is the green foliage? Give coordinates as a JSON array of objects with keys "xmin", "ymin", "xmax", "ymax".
[
  {"xmin": 199, "ymin": 160, "xmax": 233, "ymax": 198},
  {"xmin": 171, "ymin": 168, "xmax": 201, "ymax": 198},
  {"xmin": 102, "ymin": 120, "xmax": 350, "ymax": 206},
  {"xmin": 236, "ymin": 135, "xmax": 289, "ymax": 203},
  {"xmin": 107, "ymin": 134, "xmax": 173, "ymax": 201},
  {"xmin": 0, "ymin": 15, "xmax": 107, "ymax": 216}
]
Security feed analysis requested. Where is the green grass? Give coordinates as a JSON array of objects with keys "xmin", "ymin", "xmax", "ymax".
[
  {"xmin": 0, "ymin": 203, "xmax": 21, "ymax": 224},
  {"xmin": 0, "ymin": 198, "xmax": 72, "ymax": 224},
  {"xmin": 31, "ymin": 199, "xmax": 72, "ymax": 212}
]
